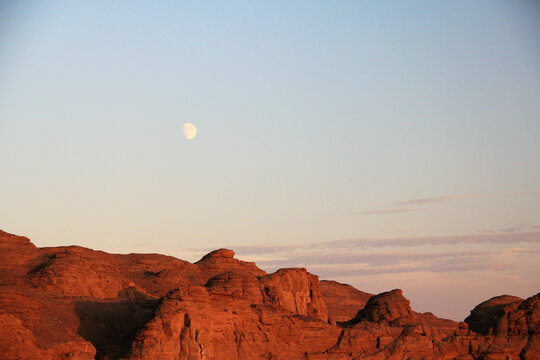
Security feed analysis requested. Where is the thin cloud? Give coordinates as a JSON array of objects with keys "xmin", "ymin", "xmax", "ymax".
[
  {"xmin": 351, "ymin": 208, "xmax": 424, "ymax": 215},
  {"xmin": 395, "ymin": 190, "xmax": 538, "ymax": 207},
  {"xmin": 256, "ymin": 250, "xmax": 490, "ymax": 268},
  {"xmin": 503, "ymin": 248, "xmax": 540, "ymax": 254},
  {"xmin": 185, "ymin": 233, "xmax": 540, "ymax": 278},
  {"xmin": 322, "ymin": 232, "xmax": 540, "ymax": 250},
  {"xmin": 352, "ymin": 190, "xmax": 533, "ymax": 217},
  {"xmin": 479, "ymin": 224, "xmax": 540, "ymax": 234},
  {"xmin": 309, "ymin": 260, "xmax": 516, "ymax": 278},
  {"xmin": 257, "ymin": 248, "xmax": 537, "ymax": 275},
  {"xmin": 397, "ymin": 194, "xmax": 484, "ymax": 206},
  {"xmin": 229, "ymin": 232, "xmax": 540, "ymax": 257},
  {"xmin": 300, "ymin": 251, "xmax": 518, "ymax": 278},
  {"xmin": 351, "ymin": 193, "xmax": 485, "ymax": 216}
]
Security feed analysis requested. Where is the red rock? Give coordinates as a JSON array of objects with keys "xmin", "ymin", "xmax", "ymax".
[
  {"xmin": 195, "ymin": 248, "xmax": 267, "ymax": 280},
  {"xmin": 0, "ymin": 312, "xmax": 43, "ymax": 359},
  {"xmin": 0, "ymin": 230, "xmax": 40, "ymax": 277},
  {"xmin": 205, "ymin": 271, "xmax": 263, "ymax": 303},
  {"xmin": 465, "ymin": 294, "xmax": 523, "ymax": 335},
  {"xmin": 348, "ymin": 289, "xmax": 418, "ymax": 326},
  {"xmin": 25, "ymin": 246, "xmax": 131, "ymax": 298},
  {"xmin": 0, "ymin": 310, "xmax": 97, "ymax": 360},
  {"xmin": 0, "ymin": 230, "xmax": 538, "ymax": 360},
  {"xmin": 320, "ymin": 280, "xmax": 373, "ymax": 322},
  {"xmin": 259, "ymin": 268, "xmax": 329, "ymax": 322},
  {"xmin": 128, "ymin": 286, "xmax": 340, "ymax": 360},
  {"xmin": 113, "ymin": 252, "xmax": 198, "ymax": 297}
]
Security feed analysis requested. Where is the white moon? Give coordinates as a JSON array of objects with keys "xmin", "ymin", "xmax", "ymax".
[{"xmin": 183, "ymin": 123, "xmax": 197, "ymax": 140}]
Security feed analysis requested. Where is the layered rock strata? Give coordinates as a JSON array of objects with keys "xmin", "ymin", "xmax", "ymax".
[{"xmin": 0, "ymin": 230, "xmax": 538, "ymax": 360}]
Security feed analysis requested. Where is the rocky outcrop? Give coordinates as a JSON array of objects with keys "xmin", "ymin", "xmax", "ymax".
[
  {"xmin": 465, "ymin": 295, "xmax": 523, "ymax": 335},
  {"xmin": 259, "ymin": 268, "xmax": 328, "ymax": 322},
  {"xmin": 195, "ymin": 248, "xmax": 267, "ymax": 280},
  {"xmin": 0, "ymin": 230, "xmax": 40, "ymax": 277},
  {"xmin": 516, "ymin": 293, "xmax": 540, "ymax": 359},
  {"xmin": 0, "ymin": 230, "xmax": 538, "ymax": 360},
  {"xmin": 0, "ymin": 312, "xmax": 45, "ymax": 359},
  {"xmin": 0, "ymin": 309, "xmax": 96, "ymax": 360},
  {"xmin": 113, "ymin": 252, "xmax": 198, "ymax": 297},
  {"xmin": 320, "ymin": 280, "xmax": 373, "ymax": 322},
  {"xmin": 26, "ymin": 246, "xmax": 131, "ymax": 298},
  {"xmin": 348, "ymin": 289, "xmax": 418, "ymax": 326},
  {"xmin": 205, "ymin": 271, "xmax": 263, "ymax": 303},
  {"xmin": 463, "ymin": 293, "xmax": 540, "ymax": 359}
]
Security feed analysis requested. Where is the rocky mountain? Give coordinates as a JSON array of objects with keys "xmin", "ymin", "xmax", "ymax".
[{"xmin": 0, "ymin": 230, "xmax": 538, "ymax": 359}]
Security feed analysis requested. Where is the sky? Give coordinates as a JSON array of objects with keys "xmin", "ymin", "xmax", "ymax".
[{"xmin": 1, "ymin": 0, "xmax": 539, "ymax": 321}]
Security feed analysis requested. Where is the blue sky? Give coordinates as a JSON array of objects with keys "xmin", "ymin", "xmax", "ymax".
[{"xmin": 1, "ymin": 1, "xmax": 539, "ymax": 320}]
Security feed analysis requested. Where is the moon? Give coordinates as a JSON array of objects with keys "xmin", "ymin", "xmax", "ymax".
[{"xmin": 183, "ymin": 123, "xmax": 197, "ymax": 140}]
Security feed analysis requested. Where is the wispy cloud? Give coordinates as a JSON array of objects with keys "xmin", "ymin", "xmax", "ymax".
[
  {"xmin": 396, "ymin": 194, "xmax": 484, "ymax": 206},
  {"xmin": 394, "ymin": 190, "xmax": 538, "ymax": 208},
  {"xmin": 352, "ymin": 190, "xmax": 535, "ymax": 217},
  {"xmin": 351, "ymin": 208, "xmax": 425, "ymax": 215},
  {"xmin": 479, "ymin": 224, "xmax": 540, "ymax": 234},
  {"xmin": 252, "ymin": 248, "xmax": 524, "ymax": 278},
  {"xmin": 307, "ymin": 260, "xmax": 516, "ymax": 278},
  {"xmin": 183, "ymin": 231, "xmax": 540, "ymax": 278},
  {"xmin": 228, "ymin": 231, "xmax": 540, "ymax": 256},
  {"xmin": 503, "ymin": 248, "xmax": 540, "ymax": 254},
  {"xmin": 321, "ymin": 232, "xmax": 540, "ymax": 249},
  {"xmin": 255, "ymin": 250, "xmax": 490, "ymax": 268}
]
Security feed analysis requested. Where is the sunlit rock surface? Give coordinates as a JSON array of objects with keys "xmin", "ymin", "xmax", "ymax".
[{"xmin": 1, "ymin": 230, "xmax": 538, "ymax": 360}]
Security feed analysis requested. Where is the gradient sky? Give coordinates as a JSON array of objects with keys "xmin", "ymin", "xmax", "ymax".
[{"xmin": 1, "ymin": 1, "xmax": 539, "ymax": 320}]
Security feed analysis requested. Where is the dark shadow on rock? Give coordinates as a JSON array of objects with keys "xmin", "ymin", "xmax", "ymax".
[
  {"xmin": 74, "ymin": 288, "xmax": 160, "ymax": 360},
  {"xmin": 464, "ymin": 295, "xmax": 523, "ymax": 335}
]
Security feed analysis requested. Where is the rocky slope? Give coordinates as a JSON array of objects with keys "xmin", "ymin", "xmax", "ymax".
[
  {"xmin": 0, "ymin": 230, "xmax": 538, "ymax": 359},
  {"xmin": 320, "ymin": 280, "xmax": 373, "ymax": 323}
]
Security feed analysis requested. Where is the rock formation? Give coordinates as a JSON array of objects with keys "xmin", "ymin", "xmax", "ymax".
[
  {"xmin": 320, "ymin": 280, "xmax": 372, "ymax": 323},
  {"xmin": 464, "ymin": 295, "xmax": 524, "ymax": 335},
  {"xmin": 0, "ymin": 229, "xmax": 538, "ymax": 359},
  {"xmin": 347, "ymin": 289, "xmax": 418, "ymax": 326}
]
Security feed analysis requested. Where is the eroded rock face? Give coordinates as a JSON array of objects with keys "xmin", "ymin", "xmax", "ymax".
[
  {"xmin": 462, "ymin": 293, "xmax": 540, "ymax": 360},
  {"xmin": 320, "ymin": 280, "xmax": 373, "ymax": 322},
  {"xmin": 113, "ymin": 252, "xmax": 198, "ymax": 297},
  {"xmin": 465, "ymin": 295, "xmax": 523, "ymax": 335},
  {"xmin": 0, "ymin": 230, "xmax": 40, "ymax": 277},
  {"xmin": 0, "ymin": 311, "xmax": 96, "ymax": 360},
  {"xmin": 0, "ymin": 230, "xmax": 538, "ymax": 360},
  {"xmin": 195, "ymin": 248, "xmax": 267, "ymax": 280},
  {"xmin": 205, "ymin": 271, "xmax": 263, "ymax": 304},
  {"xmin": 0, "ymin": 312, "xmax": 44, "ymax": 359},
  {"xmin": 129, "ymin": 285, "xmax": 341, "ymax": 360},
  {"xmin": 26, "ymin": 247, "xmax": 130, "ymax": 298},
  {"xmin": 259, "ymin": 268, "xmax": 329, "ymax": 322},
  {"xmin": 349, "ymin": 289, "xmax": 418, "ymax": 326}
]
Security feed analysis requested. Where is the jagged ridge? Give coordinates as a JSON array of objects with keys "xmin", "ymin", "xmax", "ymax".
[{"xmin": 0, "ymin": 230, "xmax": 539, "ymax": 360}]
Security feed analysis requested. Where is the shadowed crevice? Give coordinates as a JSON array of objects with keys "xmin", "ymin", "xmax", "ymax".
[{"xmin": 74, "ymin": 289, "xmax": 159, "ymax": 360}]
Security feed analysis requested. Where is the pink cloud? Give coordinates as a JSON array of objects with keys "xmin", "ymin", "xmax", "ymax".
[
  {"xmin": 396, "ymin": 194, "xmax": 484, "ymax": 206},
  {"xmin": 351, "ymin": 208, "xmax": 425, "ymax": 215}
]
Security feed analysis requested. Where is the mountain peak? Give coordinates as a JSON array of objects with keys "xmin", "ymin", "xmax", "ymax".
[{"xmin": 197, "ymin": 248, "xmax": 235, "ymax": 262}]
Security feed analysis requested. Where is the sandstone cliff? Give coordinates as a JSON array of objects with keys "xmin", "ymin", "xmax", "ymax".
[{"xmin": 0, "ymin": 230, "xmax": 538, "ymax": 359}]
